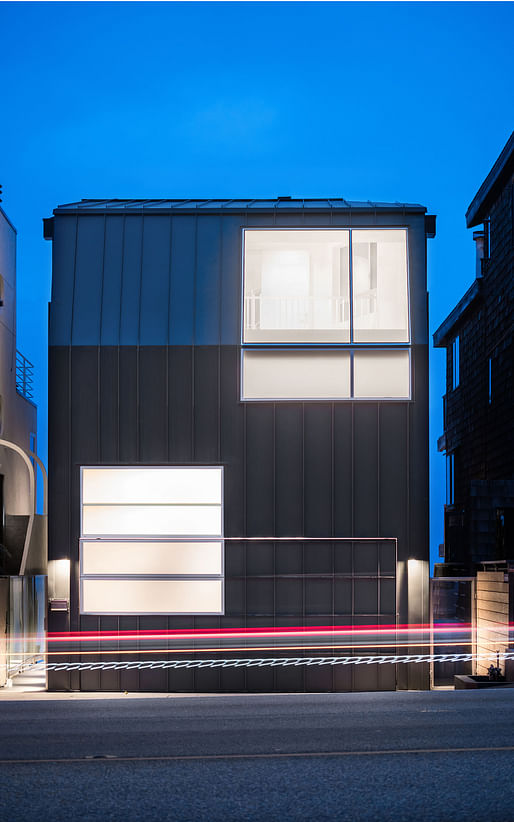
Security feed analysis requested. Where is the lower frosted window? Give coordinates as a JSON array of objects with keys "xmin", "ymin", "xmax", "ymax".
[
  {"xmin": 82, "ymin": 504, "xmax": 222, "ymax": 537},
  {"xmin": 81, "ymin": 541, "xmax": 223, "ymax": 576},
  {"xmin": 353, "ymin": 350, "xmax": 410, "ymax": 398},
  {"xmin": 81, "ymin": 578, "xmax": 223, "ymax": 615},
  {"xmin": 79, "ymin": 465, "xmax": 224, "ymax": 615},
  {"xmin": 242, "ymin": 350, "xmax": 351, "ymax": 399}
]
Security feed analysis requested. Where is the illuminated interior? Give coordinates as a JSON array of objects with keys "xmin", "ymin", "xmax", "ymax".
[
  {"xmin": 242, "ymin": 228, "xmax": 410, "ymax": 400},
  {"xmin": 80, "ymin": 467, "xmax": 224, "ymax": 615}
]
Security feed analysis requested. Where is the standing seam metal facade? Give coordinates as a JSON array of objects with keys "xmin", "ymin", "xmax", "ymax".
[{"xmin": 47, "ymin": 202, "xmax": 430, "ymax": 692}]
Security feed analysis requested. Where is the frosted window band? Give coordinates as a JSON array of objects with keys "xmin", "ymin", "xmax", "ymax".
[
  {"xmin": 352, "ymin": 229, "xmax": 409, "ymax": 343},
  {"xmin": 242, "ymin": 350, "xmax": 351, "ymax": 400},
  {"xmin": 244, "ymin": 230, "xmax": 350, "ymax": 343},
  {"xmin": 81, "ymin": 579, "xmax": 223, "ymax": 615},
  {"xmin": 353, "ymin": 350, "xmax": 410, "ymax": 398},
  {"xmin": 81, "ymin": 541, "xmax": 223, "ymax": 576},
  {"xmin": 82, "ymin": 467, "xmax": 222, "ymax": 505},
  {"xmin": 82, "ymin": 504, "xmax": 222, "ymax": 537}
]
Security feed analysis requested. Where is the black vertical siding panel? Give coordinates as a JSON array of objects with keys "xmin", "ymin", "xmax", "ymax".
[
  {"xmin": 78, "ymin": 615, "xmax": 101, "ymax": 692},
  {"xmin": 47, "ymin": 346, "xmax": 72, "ymax": 691},
  {"xmin": 98, "ymin": 616, "xmax": 120, "ymax": 691},
  {"xmin": 220, "ymin": 346, "xmax": 245, "ymax": 537},
  {"xmin": 245, "ymin": 405, "xmax": 274, "ymax": 536},
  {"xmin": 194, "ymin": 217, "xmax": 221, "ymax": 345},
  {"xmin": 50, "ymin": 217, "xmax": 77, "ymax": 345},
  {"xmin": 303, "ymin": 405, "xmax": 332, "ymax": 536},
  {"xmin": 275, "ymin": 405, "xmax": 303, "ymax": 537},
  {"xmin": 139, "ymin": 347, "xmax": 167, "ymax": 462},
  {"xmin": 169, "ymin": 216, "xmax": 196, "ymax": 345},
  {"xmin": 379, "ymin": 404, "xmax": 408, "ymax": 542},
  {"xmin": 168, "ymin": 347, "xmax": 193, "ymax": 462},
  {"xmin": 354, "ymin": 405, "xmax": 379, "ymax": 536},
  {"xmin": 99, "ymin": 347, "xmax": 119, "ymax": 463},
  {"xmin": 100, "ymin": 216, "xmax": 124, "ymax": 345},
  {"xmin": 120, "ymin": 216, "xmax": 143, "ymax": 345},
  {"xmin": 333, "ymin": 404, "xmax": 353, "ymax": 535},
  {"xmin": 409, "ymin": 344, "xmax": 429, "ymax": 561},
  {"xmin": 70, "ymin": 348, "xmax": 98, "ymax": 644},
  {"xmin": 118, "ymin": 347, "xmax": 139, "ymax": 463},
  {"xmin": 48, "ymin": 348, "xmax": 72, "ymax": 561},
  {"xmin": 138, "ymin": 616, "xmax": 168, "ymax": 691},
  {"xmin": 221, "ymin": 217, "xmax": 243, "ymax": 346},
  {"xmin": 139, "ymin": 216, "xmax": 171, "ymax": 345},
  {"xmin": 193, "ymin": 347, "xmax": 219, "ymax": 462},
  {"xmin": 71, "ymin": 217, "xmax": 105, "ymax": 345}
]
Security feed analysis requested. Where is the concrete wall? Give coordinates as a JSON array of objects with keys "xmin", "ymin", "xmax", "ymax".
[{"xmin": 0, "ymin": 209, "xmax": 37, "ymax": 571}]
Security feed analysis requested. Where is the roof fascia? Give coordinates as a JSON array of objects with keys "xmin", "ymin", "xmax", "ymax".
[
  {"xmin": 433, "ymin": 279, "xmax": 482, "ymax": 347},
  {"xmin": 466, "ymin": 131, "xmax": 514, "ymax": 228}
]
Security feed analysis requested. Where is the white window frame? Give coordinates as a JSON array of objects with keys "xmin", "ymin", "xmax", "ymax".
[
  {"xmin": 79, "ymin": 466, "xmax": 224, "ymax": 616},
  {"xmin": 240, "ymin": 227, "xmax": 412, "ymax": 402}
]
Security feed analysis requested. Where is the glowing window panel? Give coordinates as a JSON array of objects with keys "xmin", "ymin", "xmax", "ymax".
[
  {"xmin": 81, "ymin": 541, "xmax": 223, "ymax": 576},
  {"xmin": 82, "ymin": 504, "xmax": 222, "ymax": 538},
  {"xmin": 242, "ymin": 349, "xmax": 351, "ymax": 400},
  {"xmin": 243, "ymin": 230, "xmax": 350, "ymax": 343},
  {"xmin": 352, "ymin": 229, "xmax": 409, "ymax": 343},
  {"xmin": 81, "ymin": 578, "xmax": 223, "ymax": 615},
  {"xmin": 82, "ymin": 467, "xmax": 222, "ymax": 505},
  {"xmin": 353, "ymin": 350, "xmax": 410, "ymax": 398}
]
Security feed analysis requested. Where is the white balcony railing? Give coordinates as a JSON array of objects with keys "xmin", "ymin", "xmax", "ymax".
[{"xmin": 244, "ymin": 291, "xmax": 376, "ymax": 331}]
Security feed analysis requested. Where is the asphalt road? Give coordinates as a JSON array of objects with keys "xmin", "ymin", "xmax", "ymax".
[{"xmin": 1, "ymin": 688, "xmax": 514, "ymax": 822}]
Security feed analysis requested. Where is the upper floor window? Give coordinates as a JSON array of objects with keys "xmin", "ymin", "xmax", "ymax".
[
  {"xmin": 446, "ymin": 452, "xmax": 455, "ymax": 505},
  {"xmin": 452, "ymin": 336, "xmax": 460, "ymax": 390},
  {"xmin": 243, "ymin": 229, "xmax": 409, "ymax": 344}
]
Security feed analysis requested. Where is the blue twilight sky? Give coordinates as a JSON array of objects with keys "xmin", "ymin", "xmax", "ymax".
[{"xmin": 1, "ymin": 1, "xmax": 513, "ymax": 567}]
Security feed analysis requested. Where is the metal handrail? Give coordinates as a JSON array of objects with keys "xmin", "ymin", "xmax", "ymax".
[{"xmin": 15, "ymin": 350, "xmax": 34, "ymax": 400}]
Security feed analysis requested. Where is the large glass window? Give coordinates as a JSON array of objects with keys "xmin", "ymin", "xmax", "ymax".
[
  {"xmin": 352, "ymin": 230, "xmax": 409, "ymax": 343},
  {"xmin": 80, "ymin": 467, "xmax": 224, "ymax": 615},
  {"xmin": 242, "ymin": 228, "xmax": 411, "ymax": 401},
  {"xmin": 243, "ymin": 230, "xmax": 350, "ymax": 343}
]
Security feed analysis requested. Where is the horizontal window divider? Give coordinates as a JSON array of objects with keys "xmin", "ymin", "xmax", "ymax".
[
  {"xmin": 82, "ymin": 502, "xmax": 222, "ymax": 508},
  {"xmin": 81, "ymin": 533, "xmax": 223, "ymax": 540},
  {"xmin": 80, "ymin": 572, "xmax": 225, "ymax": 582},
  {"xmin": 242, "ymin": 344, "xmax": 411, "ymax": 349},
  {"xmin": 80, "ymin": 537, "xmax": 224, "ymax": 543}
]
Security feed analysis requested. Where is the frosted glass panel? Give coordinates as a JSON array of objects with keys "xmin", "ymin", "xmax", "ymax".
[
  {"xmin": 353, "ymin": 350, "xmax": 410, "ymax": 398},
  {"xmin": 82, "ymin": 505, "xmax": 222, "ymax": 537},
  {"xmin": 81, "ymin": 578, "xmax": 223, "ymax": 614},
  {"xmin": 242, "ymin": 350, "xmax": 351, "ymax": 399},
  {"xmin": 81, "ymin": 541, "xmax": 223, "ymax": 575},
  {"xmin": 82, "ymin": 467, "xmax": 222, "ymax": 505},
  {"xmin": 244, "ymin": 230, "xmax": 350, "ymax": 343},
  {"xmin": 352, "ymin": 230, "xmax": 409, "ymax": 343}
]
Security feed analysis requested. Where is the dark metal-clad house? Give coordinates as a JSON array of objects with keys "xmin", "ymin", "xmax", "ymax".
[{"xmin": 45, "ymin": 198, "xmax": 434, "ymax": 692}]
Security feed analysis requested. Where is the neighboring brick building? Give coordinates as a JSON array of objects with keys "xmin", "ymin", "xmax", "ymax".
[{"xmin": 434, "ymin": 131, "xmax": 514, "ymax": 570}]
